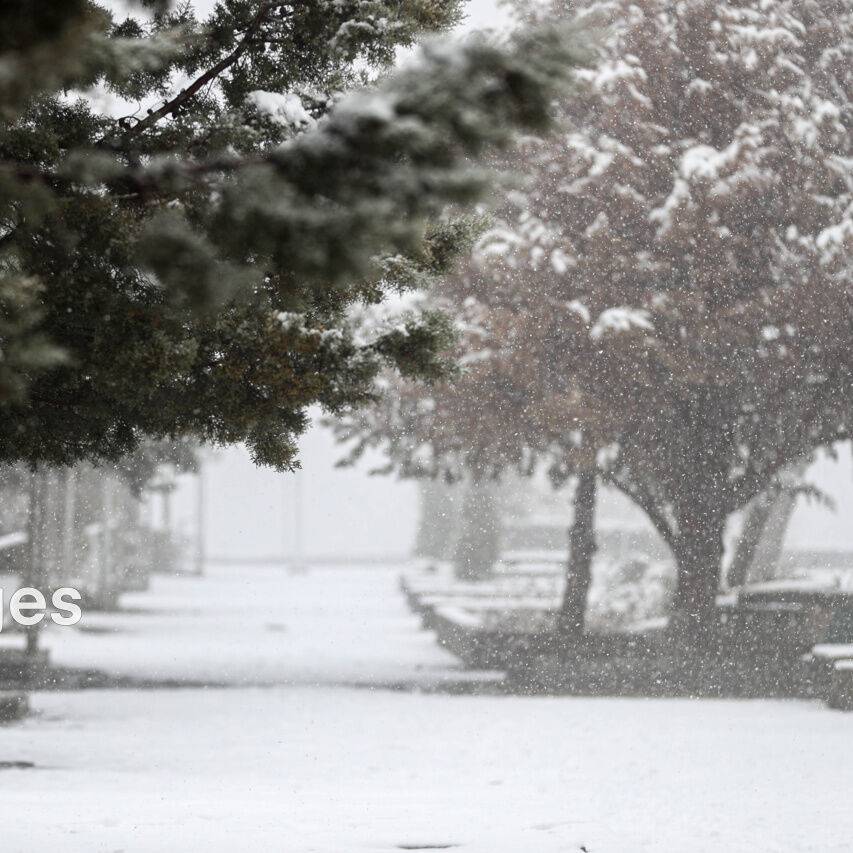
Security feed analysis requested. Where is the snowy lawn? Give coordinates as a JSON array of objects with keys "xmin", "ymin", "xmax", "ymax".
[
  {"xmin": 31, "ymin": 563, "xmax": 468, "ymax": 688},
  {"xmin": 1, "ymin": 566, "xmax": 851, "ymax": 852}
]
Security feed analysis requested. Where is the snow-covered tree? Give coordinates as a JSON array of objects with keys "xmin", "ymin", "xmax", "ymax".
[
  {"xmin": 0, "ymin": 1, "xmax": 583, "ymax": 470},
  {"xmin": 338, "ymin": 0, "xmax": 853, "ymax": 641}
]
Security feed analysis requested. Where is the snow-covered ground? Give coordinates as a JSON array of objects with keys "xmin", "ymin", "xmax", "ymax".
[
  {"xmin": 3, "ymin": 565, "xmax": 852, "ymax": 852},
  {"xmin": 37, "ymin": 563, "xmax": 468, "ymax": 688}
]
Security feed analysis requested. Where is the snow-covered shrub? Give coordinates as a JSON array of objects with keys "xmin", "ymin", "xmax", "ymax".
[{"xmin": 587, "ymin": 556, "xmax": 676, "ymax": 632}]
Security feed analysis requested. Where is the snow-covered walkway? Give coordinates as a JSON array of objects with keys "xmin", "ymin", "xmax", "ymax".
[
  {"xmin": 42, "ymin": 563, "xmax": 468, "ymax": 687},
  {"xmin": 3, "ymin": 565, "xmax": 852, "ymax": 852}
]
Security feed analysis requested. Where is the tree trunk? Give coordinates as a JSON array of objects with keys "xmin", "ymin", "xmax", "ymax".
[
  {"xmin": 557, "ymin": 471, "xmax": 597, "ymax": 651},
  {"xmin": 725, "ymin": 492, "xmax": 775, "ymax": 589},
  {"xmin": 453, "ymin": 479, "xmax": 501, "ymax": 580},
  {"xmin": 671, "ymin": 511, "xmax": 726, "ymax": 645},
  {"xmin": 742, "ymin": 490, "xmax": 799, "ymax": 585}
]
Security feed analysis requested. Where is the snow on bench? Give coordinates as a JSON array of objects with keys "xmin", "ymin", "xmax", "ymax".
[
  {"xmin": 811, "ymin": 643, "xmax": 853, "ymax": 661},
  {"xmin": 414, "ymin": 577, "xmax": 559, "ymax": 599},
  {"xmin": 429, "ymin": 605, "xmax": 490, "ymax": 667},
  {"xmin": 430, "ymin": 603, "xmax": 550, "ymax": 669},
  {"xmin": 736, "ymin": 580, "xmax": 853, "ymax": 609},
  {"xmin": 433, "ymin": 604, "xmax": 484, "ymax": 630},
  {"xmin": 401, "ymin": 570, "xmax": 562, "ymax": 620},
  {"xmin": 804, "ymin": 643, "xmax": 853, "ymax": 710},
  {"xmin": 500, "ymin": 549, "xmax": 566, "ymax": 563},
  {"xmin": 495, "ymin": 551, "xmax": 566, "ymax": 577},
  {"xmin": 0, "ymin": 531, "xmax": 27, "ymax": 551},
  {"xmin": 422, "ymin": 595, "xmax": 557, "ymax": 612}
]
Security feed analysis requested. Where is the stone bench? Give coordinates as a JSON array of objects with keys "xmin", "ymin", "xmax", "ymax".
[
  {"xmin": 827, "ymin": 659, "xmax": 853, "ymax": 711},
  {"xmin": 807, "ymin": 644, "xmax": 853, "ymax": 709}
]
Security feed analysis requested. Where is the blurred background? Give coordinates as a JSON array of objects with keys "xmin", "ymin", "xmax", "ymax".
[{"xmin": 169, "ymin": 426, "xmax": 853, "ymax": 566}]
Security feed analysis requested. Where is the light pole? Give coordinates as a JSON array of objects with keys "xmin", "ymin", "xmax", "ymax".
[
  {"xmin": 24, "ymin": 468, "xmax": 43, "ymax": 658},
  {"xmin": 195, "ymin": 454, "xmax": 205, "ymax": 577},
  {"xmin": 284, "ymin": 469, "xmax": 306, "ymax": 573}
]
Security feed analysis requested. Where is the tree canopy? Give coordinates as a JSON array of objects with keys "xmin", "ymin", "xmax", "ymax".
[
  {"xmin": 0, "ymin": 0, "xmax": 583, "ymax": 470},
  {"xmin": 337, "ymin": 0, "xmax": 853, "ymax": 635}
]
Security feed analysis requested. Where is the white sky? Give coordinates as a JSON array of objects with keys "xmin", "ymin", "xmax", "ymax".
[
  {"xmin": 460, "ymin": 0, "xmax": 511, "ymax": 30},
  {"xmin": 113, "ymin": 0, "xmax": 508, "ymax": 28},
  {"xmin": 175, "ymin": 433, "xmax": 853, "ymax": 563}
]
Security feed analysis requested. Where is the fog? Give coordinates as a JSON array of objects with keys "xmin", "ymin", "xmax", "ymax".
[
  {"xmin": 5, "ymin": 2, "xmax": 853, "ymax": 850},
  {"xmin": 184, "ymin": 425, "xmax": 419, "ymax": 562},
  {"xmin": 168, "ymin": 427, "xmax": 853, "ymax": 564}
]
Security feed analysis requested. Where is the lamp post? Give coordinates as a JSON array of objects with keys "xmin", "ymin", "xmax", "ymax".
[
  {"xmin": 195, "ymin": 454, "xmax": 205, "ymax": 577},
  {"xmin": 284, "ymin": 469, "xmax": 306, "ymax": 574}
]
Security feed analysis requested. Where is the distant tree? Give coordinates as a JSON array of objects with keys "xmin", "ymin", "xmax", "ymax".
[
  {"xmin": 453, "ymin": 478, "xmax": 502, "ymax": 579},
  {"xmin": 334, "ymin": 200, "xmax": 606, "ymax": 638},
  {"xmin": 414, "ymin": 476, "xmax": 501, "ymax": 579},
  {"xmin": 337, "ymin": 0, "xmax": 853, "ymax": 642},
  {"xmin": 414, "ymin": 479, "xmax": 458, "ymax": 561},
  {"xmin": 0, "ymin": 0, "xmax": 583, "ymax": 470}
]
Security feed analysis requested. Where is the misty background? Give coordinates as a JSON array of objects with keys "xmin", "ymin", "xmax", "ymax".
[{"xmin": 169, "ymin": 425, "xmax": 853, "ymax": 563}]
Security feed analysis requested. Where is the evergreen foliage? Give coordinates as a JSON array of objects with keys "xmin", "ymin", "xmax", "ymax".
[{"xmin": 0, "ymin": 0, "xmax": 582, "ymax": 469}]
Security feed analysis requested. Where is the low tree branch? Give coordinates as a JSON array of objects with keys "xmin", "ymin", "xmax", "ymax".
[{"xmin": 601, "ymin": 468, "xmax": 679, "ymax": 553}]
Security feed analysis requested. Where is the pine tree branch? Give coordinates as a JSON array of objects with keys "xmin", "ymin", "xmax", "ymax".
[
  {"xmin": 104, "ymin": 1, "xmax": 279, "ymax": 146},
  {"xmin": 0, "ymin": 161, "xmax": 62, "ymax": 188},
  {"xmin": 9, "ymin": 22, "xmax": 583, "ymax": 210},
  {"xmin": 0, "ymin": 228, "xmax": 18, "ymax": 250}
]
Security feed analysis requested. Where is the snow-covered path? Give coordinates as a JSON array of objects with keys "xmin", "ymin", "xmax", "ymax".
[
  {"xmin": 40, "ymin": 563, "xmax": 469, "ymax": 687},
  {"xmin": 3, "ymin": 566, "xmax": 852, "ymax": 852}
]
